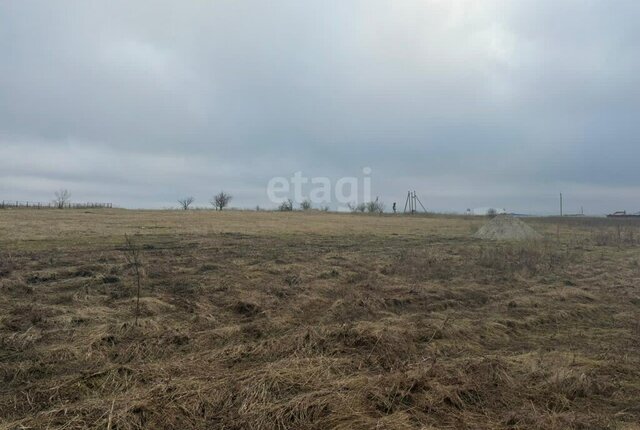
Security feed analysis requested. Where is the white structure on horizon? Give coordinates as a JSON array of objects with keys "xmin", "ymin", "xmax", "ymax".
[{"xmin": 469, "ymin": 207, "xmax": 507, "ymax": 216}]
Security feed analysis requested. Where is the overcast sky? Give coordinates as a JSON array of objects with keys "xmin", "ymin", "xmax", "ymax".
[{"xmin": 1, "ymin": 1, "xmax": 639, "ymax": 213}]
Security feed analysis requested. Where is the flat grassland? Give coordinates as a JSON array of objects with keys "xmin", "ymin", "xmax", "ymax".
[{"xmin": 1, "ymin": 210, "xmax": 639, "ymax": 429}]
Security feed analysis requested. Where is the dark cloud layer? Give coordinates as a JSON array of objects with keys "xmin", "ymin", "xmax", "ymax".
[{"xmin": 1, "ymin": 1, "xmax": 639, "ymax": 213}]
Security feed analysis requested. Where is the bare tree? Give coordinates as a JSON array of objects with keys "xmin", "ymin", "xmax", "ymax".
[
  {"xmin": 300, "ymin": 199, "xmax": 312, "ymax": 211},
  {"xmin": 178, "ymin": 196, "xmax": 194, "ymax": 210},
  {"xmin": 123, "ymin": 234, "xmax": 144, "ymax": 325},
  {"xmin": 53, "ymin": 189, "xmax": 71, "ymax": 209},
  {"xmin": 211, "ymin": 191, "xmax": 232, "ymax": 211}
]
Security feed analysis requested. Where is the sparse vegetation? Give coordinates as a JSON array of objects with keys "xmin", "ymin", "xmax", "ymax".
[
  {"xmin": 348, "ymin": 202, "xmax": 366, "ymax": 213},
  {"xmin": 0, "ymin": 210, "xmax": 639, "ymax": 429},
  {"xmin": 348, "ymin": 201, "xmax": 385, "ymax": 214},
  {"xmin": 300, "ymin": 199, "xmax": 312, "ymax": 210},
  {"xmin": 592, "ymin": 224, "xmax": 640, "ymax": 246},
  {"xmin": 366, "ymin": 200, "xmax": 385, "ymax": 214}
]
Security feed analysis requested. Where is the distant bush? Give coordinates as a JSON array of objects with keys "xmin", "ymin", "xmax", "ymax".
[
  {"xmin": 366, "ymin": 200, "xmax": 385, "ymax": 214},
  {"xmin": 279, "ymin": 199, "xmax": 294, "ymax": 211},
  {"xmin": 348, "ymin": 202, "xmax": 366, "ymax": 213},
  {"xmin": 347, "ymin": 201, "xmax": 384, "ymax": 213},
  {"xmin": 300, "ymin": 199, "xmax": 312, "ymax": 211}
]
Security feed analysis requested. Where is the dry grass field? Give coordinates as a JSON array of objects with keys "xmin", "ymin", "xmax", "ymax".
[{"xmin": 1, "ymin": 209, "xmax": 639, "ymax": 429}]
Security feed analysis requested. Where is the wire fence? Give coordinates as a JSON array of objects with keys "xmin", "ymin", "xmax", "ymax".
[{"xmin": 0, "ymin": 201, "xmax": 113, "ymax": 209}]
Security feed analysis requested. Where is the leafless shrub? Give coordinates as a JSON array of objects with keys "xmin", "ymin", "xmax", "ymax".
[
  {"xmin": 211, "ymin": 191, "xmax": 232, "ymax": 211},
  {"xmin": 300, "ymin": 199, "xmax": 312, "ymax": 211},
  {"xmin": 366, "ymin": 200, "xmax": 385, "ymax": 214},
  {"xmin": 347, "ymin": 202, "xmax": 366, "ymax": 213},
  {"xmin": 279, "ymin": 199, "xmax": 293, "ymax": 211},
  {"xmin": 53, "ymin": 189, "xmax": 71, "ymax": 209},
  {"xmin": 123, "ymin": 234, "xmax": 144, "ymax": 325},
  {"xmin": 178, "ymin": 197, "xmax": 194, "ymax": 210}
]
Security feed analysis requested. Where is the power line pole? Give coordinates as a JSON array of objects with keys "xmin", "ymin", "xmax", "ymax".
[
  {"xmin": 560, "ymin": 193, "xmax": 563, "ymax": 217},
  {"xmin": 404, "ymin": 190, "xmax": 427, "ymax": 214},
  {"xmin": 414, "ymin": 191, "xmax": 427, "ymax": 212}
]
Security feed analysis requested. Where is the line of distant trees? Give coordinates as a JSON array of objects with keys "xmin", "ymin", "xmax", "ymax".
[
  {"xmin": 0, "ymin": 189, "xmax": 111, "ymax": 209},
  {"xmin": 10, "ymin": 189, "xmax": 386, "ymax": 213},
  {"xmin": 178, "ymin": 191, "xmax": 233, "ymax": 211}
]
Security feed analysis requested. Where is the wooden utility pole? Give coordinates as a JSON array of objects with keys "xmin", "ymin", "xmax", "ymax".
[
  {"xmin": 404, "ymin": 191, "xmax": 412, "ymax": 213},
  {"xmin": 560, "ymin": 193, "xmax": 563, "ymax": 217}
]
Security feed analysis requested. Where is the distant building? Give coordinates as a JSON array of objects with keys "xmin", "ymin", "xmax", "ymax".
[
  {"xmin": 607, "ymin": 210, "xmax": 640, "ymax": 218},
  {"xmin": 471, "ymin": 207, "xmax": 507, "ymax": 216}
]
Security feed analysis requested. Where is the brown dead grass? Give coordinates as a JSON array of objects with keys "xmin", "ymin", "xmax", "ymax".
[{"xmin": 0, "ymin": 209, "xmax": 639, "ymax": 429}]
